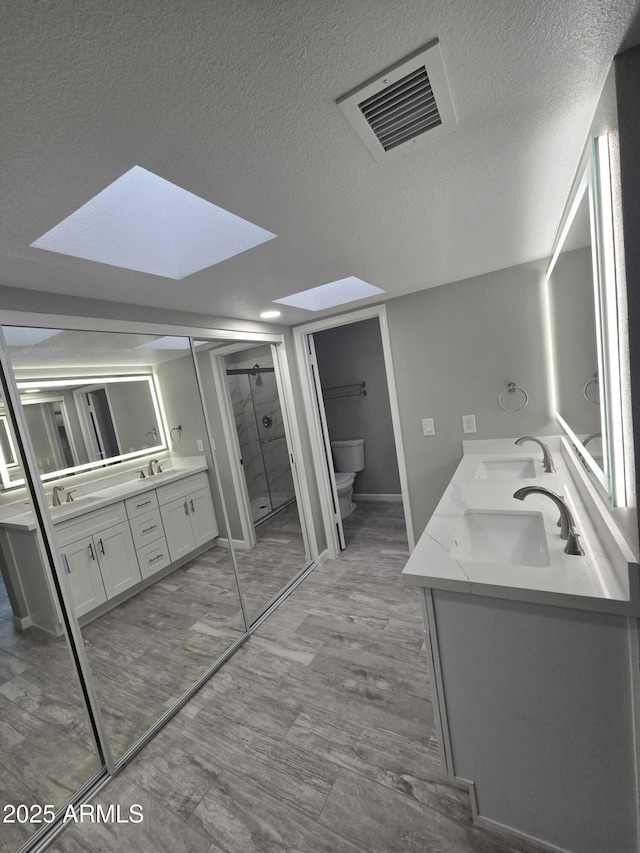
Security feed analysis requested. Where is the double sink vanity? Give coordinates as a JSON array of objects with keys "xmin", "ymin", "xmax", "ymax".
[
  {"xmin": 0, "ymin": 456, "xmax": 218, "ymax": 632},
  {"xmin": 403, "ymin": 435, "xmax": 640, "ymax": 853}
]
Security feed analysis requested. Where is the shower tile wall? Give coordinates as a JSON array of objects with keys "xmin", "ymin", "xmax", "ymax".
[{"xmin": 226, "ymin": 350, "xmax": 295, "ymax": 518}]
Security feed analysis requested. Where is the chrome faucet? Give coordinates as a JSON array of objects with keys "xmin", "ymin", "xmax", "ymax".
[
  {"xmin": 52, "ymin": 485, "xmax": 65, "ymax": 506},
  {"xmin": 514, "ymin": 436, "xmax": 555, "ymax": 473},
  {"xmin": 513, "ymin": 486, "xmax": 584, "ymax": 556},
  {"xmin": 583, "ymin": 432, "xmax": 601, "ymax": 448},
  {"xmin": 147, "ymin": 458, "xmax": 159, "ymax": 476}
]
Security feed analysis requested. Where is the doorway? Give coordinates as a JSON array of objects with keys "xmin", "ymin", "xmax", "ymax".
[{"xmin": 293, "ymin": 305, "xmax": 414, "ymax": 559}]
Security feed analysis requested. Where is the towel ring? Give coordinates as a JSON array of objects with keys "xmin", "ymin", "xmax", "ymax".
[
  {"xmin": 583, "ymin": 374, "xmax": 599, "ymax": 404},
  {"xmin": 145, "ymin": 429, "xmax": 158, "ymax": 444},
  {"xmin": 498, "ymin": 382, "xmax": 529, "ymax": 413},
  {"xmin": 170, "ymin": 425, "xmax": 183, "ymax": 442}
]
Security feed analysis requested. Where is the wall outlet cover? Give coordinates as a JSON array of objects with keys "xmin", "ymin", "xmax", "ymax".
[
  {"xmin": 462, "ymin": 414, "xmax": 477, "ymax": 434},
  {"xmin": 422, "ymin": 418, "xmax": 435, "ymax": 436}
]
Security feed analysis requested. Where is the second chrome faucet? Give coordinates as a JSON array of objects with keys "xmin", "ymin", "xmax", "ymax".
[
  {"xmin": 515, "ymin": 436, "xmax": 555, "ymax": 473},
  {"xmin": 513, "ymin": 486, "xmax": 584, "ymax": 556}
]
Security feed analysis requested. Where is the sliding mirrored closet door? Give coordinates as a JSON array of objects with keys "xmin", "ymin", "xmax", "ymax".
[
  {"xmin": 1, "ymin": 326, "xmax": 247, "ymax": 763},
  {"xmin": 194, "ymin": 340, "xmax": 311, "ymax": 623},
  {"xmin": 0, "ymin": 363, "xmax": 104, "ymax": 853}
]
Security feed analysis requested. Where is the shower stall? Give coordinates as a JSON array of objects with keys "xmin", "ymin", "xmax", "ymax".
[{"xmin": 225, "ymin": 351, "xmax": 296, "ymax": 523}]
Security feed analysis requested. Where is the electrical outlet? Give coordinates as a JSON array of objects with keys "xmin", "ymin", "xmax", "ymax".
[
  {"xmin": 462, "ymin": 414, "xmax": 477, "ymax": 434},
  {"xmin": 196, "ymin": 439, "xmax": 204, "ymax": 452},
  {"xmin": 422, "ymin": 418, "xmax": 435, "ymax": 436}
]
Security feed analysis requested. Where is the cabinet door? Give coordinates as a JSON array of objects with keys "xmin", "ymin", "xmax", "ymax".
[
  {"xmin": 62, "ymin": 536, "xmax": 108, "ymax": 617},
  {"xmin": 187, "ymin": 488, "xmax": 218, "ymax": 547},
  {"xmin": 95, "ymin": 521, "xmax": 141, "ymax": 599},
  {"xmin": 160, "ymin": 497, "xmax": 196, "ymax": 562}
]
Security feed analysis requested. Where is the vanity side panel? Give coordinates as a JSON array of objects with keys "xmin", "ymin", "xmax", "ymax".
[{"xmin": 432, "ymin": 589, "xmax": 637, "ymax": 853}]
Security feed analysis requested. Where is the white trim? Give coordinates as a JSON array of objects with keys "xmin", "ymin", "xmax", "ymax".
[
  {"xmin": 353, "ymin": 493, "xmax": 403, "ymax": 502},
  {"xmin": 471, "ymin": 814, "xmax": 573, "ymax": 853},
  {"xmin": 0, "ymin": 309, "xmax": 283, "ymax": 344},
  {"xmin": 315, "ymin": 548, "xmax": 331, "ymax": 565},
  {"xmin": 271, "ymin": 341, "xmax": 315, "ymax": 563},
  {"xmin": 209, "ymin": 349, "xmax": 257, "ymax": 549},
  {"xmin": 292, "ymin": 303, "xmax": 415, "ymax": 557},
  {"xmin": 216, "ymin": 537, "xmax": 251, "ymax": 551}
]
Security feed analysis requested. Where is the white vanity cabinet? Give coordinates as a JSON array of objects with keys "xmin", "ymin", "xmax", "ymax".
[
  {"xmin": 57, "ymin": 503, "xmax": 141, "ymax": 617},
  {"xmin": 124, "ymin": 491, "xmax": 171, "ymax": 578},
  {"xmin": 0, "ymin": 464, "xmax": 218, "ymax": 627},
  {"xmin": 157, "ymin": 473, "xmax": 218, "ymax": 562}
]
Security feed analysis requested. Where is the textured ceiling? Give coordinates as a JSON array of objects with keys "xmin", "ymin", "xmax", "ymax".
[{"xmin": 2, "ymin": 1, "xmax": 639, "ymax": 326}]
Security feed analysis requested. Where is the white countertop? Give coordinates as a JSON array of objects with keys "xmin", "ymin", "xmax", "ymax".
[
  {"xmin": 0, "ymin": 459, "xmax": 209, "ymax": 532},
  {"xmin": 402, "ymin": 437, "xmax": 640, "ymax": 615}
]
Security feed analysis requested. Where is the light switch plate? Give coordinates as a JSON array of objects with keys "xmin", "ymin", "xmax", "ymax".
[{"xmin": 422, "ymin": 418, "xmax": 435, "ymax": 436}]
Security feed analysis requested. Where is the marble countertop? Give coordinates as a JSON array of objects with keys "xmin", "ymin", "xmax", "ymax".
[
  {"xmin": 0, "ymin": 459, "xmax": 209, "ymax": 532},
  {"xmin": 402, "ymin": 437, "xmax": 640, "ymax": 615}
]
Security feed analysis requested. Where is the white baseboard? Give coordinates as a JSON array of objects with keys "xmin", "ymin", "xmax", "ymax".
[
  {"xmin": 466, "ymin": 782, "xmax": 572, "ymax": 853},
  {"xmin": 217, "ymin": 538, "xmax": 251, "ymax": 551},
  {"xmin": 353, "ymin": 493, "xmax": 403, "ymax": 502},
  {"xmin": 315, "ymin": 548, "xmax": 330, "ymax": 565},
  {"xmin": 13, "ymin": 614, "xmax": 32, "ymax": 631}
]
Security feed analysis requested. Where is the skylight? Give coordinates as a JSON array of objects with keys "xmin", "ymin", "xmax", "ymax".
[
  {"xmin": 2, "ymin": 327, "xmax": 62, "ymax": 347},
  {"xmin": 137, "ymin": 336, "xmax": 191, "ymax": 350},
  {"xmin": 30, "ymin": 166, "xmax": 277, "ymax": 279},
  {"xmin": 273, "ymin": 277, "xmax": 385, "ymax": 311}
]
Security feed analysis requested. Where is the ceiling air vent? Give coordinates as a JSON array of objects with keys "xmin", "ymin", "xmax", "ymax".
[{"xmin": 337, "ymin": 39, "xmax": 456, "ymax": 162}]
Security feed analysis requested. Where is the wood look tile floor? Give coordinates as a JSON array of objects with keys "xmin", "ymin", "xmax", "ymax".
[{"xmin": 49, "ymin": 502, "xmax": 545, "ymax": 853}]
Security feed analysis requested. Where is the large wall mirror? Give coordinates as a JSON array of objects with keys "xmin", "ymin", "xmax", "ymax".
[
  {"xmin": 0, "ymin": 343, "xmax": 167, "ymax": 489},
  {"xmin": 547, "ymin": 134, "xmax": 626, "ymax": 505}
]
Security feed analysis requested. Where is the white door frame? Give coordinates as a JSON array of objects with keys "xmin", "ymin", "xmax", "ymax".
[{"xmin": 293, "ymin": 304, "xmax": 415, "ymax": 560}]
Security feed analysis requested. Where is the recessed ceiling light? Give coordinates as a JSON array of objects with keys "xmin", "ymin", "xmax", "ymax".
[
  {"xmin": 2, "ymin": 327, "xmax": 62, "ymax": 346},
  {"xmin": 30, "ymin": 166, "xmax": 277, "ymax": 279},
  {"xmin": 273, "ymin": 277, "xmax": 385, "ymax": 311},
  {"xmin": 260, "ymin": 310, "xmax": 282, "ymax": 319}
]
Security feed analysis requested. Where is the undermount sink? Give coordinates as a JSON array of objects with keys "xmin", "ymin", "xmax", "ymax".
[
  {"xmin": 475, "ymin": 456, "xmax": 537, "ymax": 480},
  {"xmin": 450, "ymin": 509, "xmax": 550, "ymax": 567},
  {"xmin": 49, "ymin": 495, "xmax": 101, "ymax": 516}
]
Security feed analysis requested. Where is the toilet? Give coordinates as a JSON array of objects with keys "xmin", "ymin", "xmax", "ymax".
[{"xmin": 331, "ymin": 438, "xmax": 365, "ymax": 519}]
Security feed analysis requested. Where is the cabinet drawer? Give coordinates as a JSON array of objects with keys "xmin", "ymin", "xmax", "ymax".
[
  {"xmin": 129, "ymin": 509, "xmax": 164, "ymax": 549},
  {"xmin": 125, "ymin": 490, "xmax": 159, "ymax": 519},
  {"xmin": 137, "ymin": 538, "xmax": 171, "ymax": 579},
  {"xmin": 56, "ymin": 502, "xmax": 127, "ymax": 547},
  {"xmin": 156, "ymin": 472, "xmax": 209, "ymax": 506}
]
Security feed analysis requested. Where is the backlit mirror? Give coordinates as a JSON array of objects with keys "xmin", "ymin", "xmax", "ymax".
[
  {"xmin": 0, "ymin": 365, "xmax": 166, "ymax": 489},
  {"xmin": 547, "ymin": 135, "xmax": 626, "ymax": 504}
]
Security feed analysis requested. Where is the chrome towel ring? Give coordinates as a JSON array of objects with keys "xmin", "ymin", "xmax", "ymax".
[
  {"xmin": 498, "ymin": 382, "xmax": 529, "ymax": 412},
  {"xmin": 583, "ymin": 373, "xmax": 599, "ymax": 404}
]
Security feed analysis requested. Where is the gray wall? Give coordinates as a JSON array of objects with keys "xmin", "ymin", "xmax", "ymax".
[
  {"xmin": 313, "ymin": 318, "xmax": 401, "ymax": 496},
  {"xmin": 385, "ymin": 260, "xmax": 556, "ymax": 537}
]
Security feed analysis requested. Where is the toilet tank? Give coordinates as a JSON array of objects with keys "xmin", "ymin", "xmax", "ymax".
[{"xmin": 331, "ymin": 438, "xmax": 365, "ymax": 472}]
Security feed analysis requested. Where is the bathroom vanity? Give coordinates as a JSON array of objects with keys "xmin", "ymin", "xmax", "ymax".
[
  {"xmin": 403, "ymin": 436, "xmax": 640, "ymax": 853},
  {"xmin": 0, "ymin": 458, "xmax": 218, "ymax": 631}
]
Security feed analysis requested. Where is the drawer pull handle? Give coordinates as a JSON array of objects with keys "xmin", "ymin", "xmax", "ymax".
[
  {"xmin": 88, "ymin": 543, "xmax": 96, "ymax": 561},
  {"xmin": 136, "ymin": 500, "xmax": 152, "ymax": 508},
  {"xmin": 190, "ymin": 499, "xmax": 195, "ymax": 513},
  {"xmin": 184, "ymin": 501, "xmax": 189, "ymax": 516},
  {"xmin": 149, "ymin": 553, "xmax": 164, "ymax": 564},
  {"xmin": 98, "ymin": 538, "xmax": 105, "ymax": 556},
  {"xmin": 141, "ymin": 525, "xmax": 157, "ymax": 534}
]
